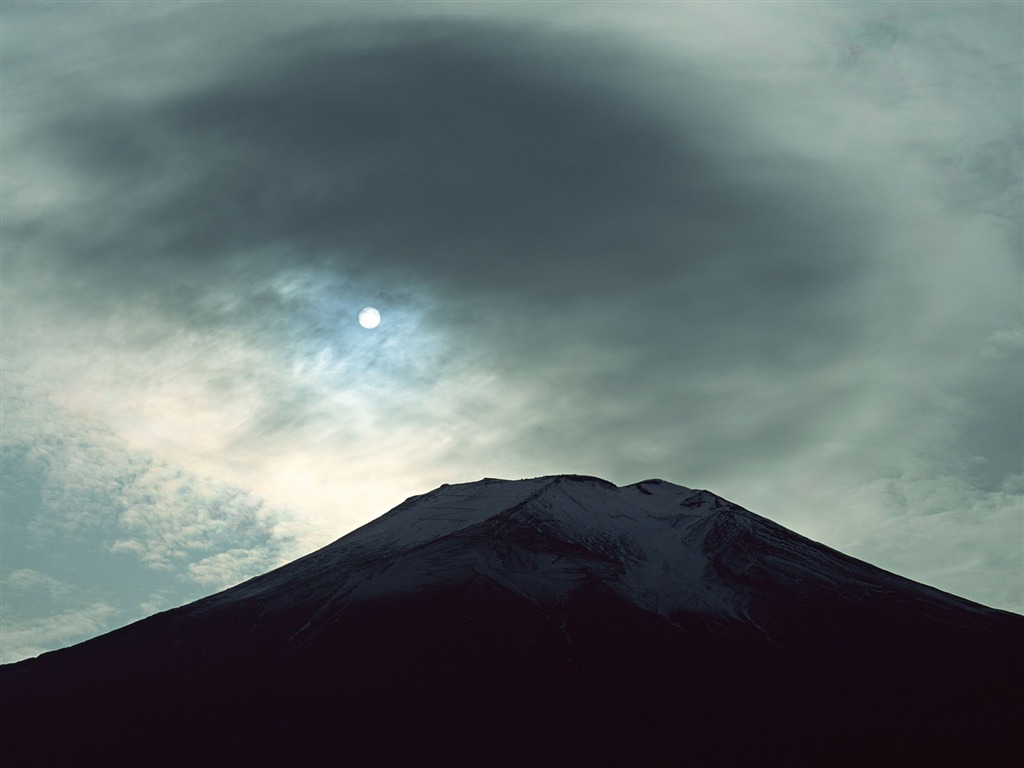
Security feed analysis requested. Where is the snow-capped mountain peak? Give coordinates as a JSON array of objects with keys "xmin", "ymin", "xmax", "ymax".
[
  {"xmin": 205, "ymin": 475, "xmax": 742, "ymax": 616},
  {"xmin": 4, "ymin": 474, "xmax": 1020, "ymax": 768}
]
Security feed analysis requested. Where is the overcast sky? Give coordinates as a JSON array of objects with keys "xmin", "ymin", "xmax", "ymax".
[{"xmin": 2, "ymin": 1, "xmax": 1021, "ymax": 663}]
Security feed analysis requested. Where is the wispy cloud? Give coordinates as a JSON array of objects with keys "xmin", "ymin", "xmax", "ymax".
[
  {"xmin": 1, "ymin": 600, "xmax": 121, "ymax": 665},
  {"xmin": 0, "ymin": 567, "xmax": 122, "ymax": 663},
  {"xmin": 1, "ymin": 370, "xmax": 304, "ymax": 661}
]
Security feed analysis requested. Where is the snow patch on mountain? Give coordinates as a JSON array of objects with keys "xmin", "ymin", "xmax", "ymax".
[
  {"xmin": 197, "ymin": 475, "xmax": 764, "ymax": 622},
  {"xmin": 192, "ymin": 474, "xmax": 1001, "ymax": 638}
]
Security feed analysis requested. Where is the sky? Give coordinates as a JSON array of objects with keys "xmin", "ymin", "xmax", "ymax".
[{"xmin": 1, "ymin": 1, "xmax": 1021, "ymax": 663}]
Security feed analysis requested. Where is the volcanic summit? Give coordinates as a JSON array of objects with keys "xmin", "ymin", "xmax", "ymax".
[{"xmin": 2, "ymin": 475, "xmax": 1020, "ymax": 766}]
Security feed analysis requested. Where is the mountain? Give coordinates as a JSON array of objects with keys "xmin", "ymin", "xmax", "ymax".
[{"xmin": 2, "ymin": 475, "xmax": 1021, "ymax": 767}]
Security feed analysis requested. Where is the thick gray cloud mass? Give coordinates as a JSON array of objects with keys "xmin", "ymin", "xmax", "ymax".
[{"xmin": 2, "ymin": 2, "xmax": 1021, "ymax": 661}]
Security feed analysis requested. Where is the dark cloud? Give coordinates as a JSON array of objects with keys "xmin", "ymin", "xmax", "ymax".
[
  {"xmin": 28, "ymin": 22, "xmax": 874, "ymax": 351},
  {"xmin": 11, "ymin": 9, "xmax": 1015, "ymax": 482},
  {"xmin": 9, "ymin": 16, "xmax": 894, "ymax": 490}
]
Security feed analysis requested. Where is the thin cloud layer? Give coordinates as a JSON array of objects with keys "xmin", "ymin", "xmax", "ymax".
[{"xmin": 2, "ymin": 2, "xmax": 1021, "ymax": 661}]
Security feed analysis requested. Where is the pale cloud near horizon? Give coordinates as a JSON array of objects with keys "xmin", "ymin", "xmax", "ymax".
[
  {"xmin": 2, "ymin": 2, "xmax": 1021, "ymax": 662},
  {"xmin": 1, "ymin": 599, "xmax": 121, "ymax": 665},
  {"xmin": 1, "ymin": 370, "xmax": 305, "ymax": 661}
]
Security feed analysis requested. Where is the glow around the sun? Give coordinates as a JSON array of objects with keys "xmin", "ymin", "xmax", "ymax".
[{"xmin": 358, "ymin": 306, "xmax": 381, "ymax": 329}]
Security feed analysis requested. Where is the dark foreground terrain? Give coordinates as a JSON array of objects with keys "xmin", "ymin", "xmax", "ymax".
[{"xmin": 3, "ymin": 476, "xmax": 1021, "ymax": 766}]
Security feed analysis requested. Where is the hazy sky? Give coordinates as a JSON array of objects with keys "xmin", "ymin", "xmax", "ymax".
[{"xmin": 2, "ymin": 1, "xmax": 1021, "ymax": 663}]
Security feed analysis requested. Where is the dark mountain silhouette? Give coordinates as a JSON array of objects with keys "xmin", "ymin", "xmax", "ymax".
[{"xmin": 3, "ymin": 475, "xmax": 1021, "ymax": 766}]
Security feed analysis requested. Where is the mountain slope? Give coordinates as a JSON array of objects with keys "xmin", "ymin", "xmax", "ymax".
[{"xmin": 2, "ymin": 475, "xmax": 1021, "ymax": 767}]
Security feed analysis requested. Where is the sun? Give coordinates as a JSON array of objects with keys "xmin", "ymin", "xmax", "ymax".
[{"xmin": 358, "ymin": 306, "xmax": 381, "ymax": 329}]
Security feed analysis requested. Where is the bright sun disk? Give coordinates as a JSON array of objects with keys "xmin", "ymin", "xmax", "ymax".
[{"xmin": 358, "ymin": 306, "xmax": 381, "ymax": 329}]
